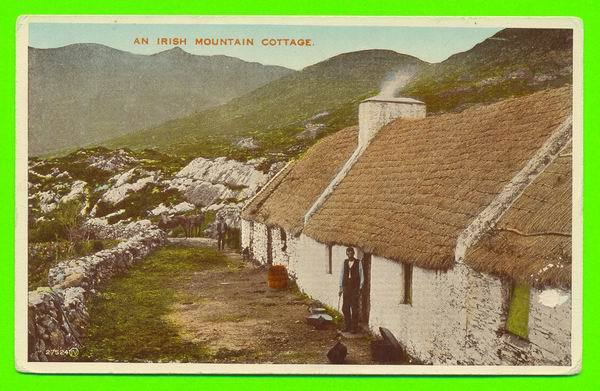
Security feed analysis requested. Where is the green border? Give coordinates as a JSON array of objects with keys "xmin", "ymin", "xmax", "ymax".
[{"xmin": 1, "ymin": 0, "xmax": 597, "ymax": 389}]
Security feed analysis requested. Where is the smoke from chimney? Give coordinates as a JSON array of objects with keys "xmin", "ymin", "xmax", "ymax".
[{"xmin": 378, "ymin": 67, "xmax": 419, "ymax": 98}]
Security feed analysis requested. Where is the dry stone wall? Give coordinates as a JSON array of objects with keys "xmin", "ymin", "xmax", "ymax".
[{"xmin": 28, "ymin": 219, "xmax": 166, "ymax": 361}]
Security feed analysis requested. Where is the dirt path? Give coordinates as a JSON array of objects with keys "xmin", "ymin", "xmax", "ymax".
[{"xmin": 165, "ymin": 243, "xmax": 375, "ymax": 364}]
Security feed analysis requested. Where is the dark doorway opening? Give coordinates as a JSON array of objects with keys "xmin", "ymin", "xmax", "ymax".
[{"xmin": 360, "ymin": 252, "xmax": 372, "ymax": 329}]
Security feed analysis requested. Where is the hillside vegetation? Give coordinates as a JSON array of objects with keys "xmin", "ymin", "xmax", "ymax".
[
  {"xmin": 402, "ymin": 28, "xmax": 573, "ymax": 113},
  {"xmin": 105, "ymin": 28, "xmax": 573, "ymax": 161},
  {"xmin": 105, "ymin": 50, "xmax": 427, "ymax": 160}
]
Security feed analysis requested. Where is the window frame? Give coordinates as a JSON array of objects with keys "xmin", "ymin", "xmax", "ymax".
[
  {"xmin": 505, "ymin": 281, "xmax": 530, "ymax": 340},
  {"xmin": 402, "ymin": 262, "xmax": 413, "ymax": 305},
  {"xmin": 280, "ymin": 227, "xmax": 287, "ymax": 252}
]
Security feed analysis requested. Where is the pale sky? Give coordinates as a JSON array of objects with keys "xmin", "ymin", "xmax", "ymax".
[{"xmin": 29, "ymin": 23, "xmax": 502, "ymax": 70}]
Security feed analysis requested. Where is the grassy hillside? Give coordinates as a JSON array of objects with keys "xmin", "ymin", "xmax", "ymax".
[
  {"xmin": 402, "ymin": 28, "xmax": 573, "ymax": 113},
  {"xmin": 105, "ymin": 50, "xmax": 428, "ymax": 160},
  {"xmin": 104, "ymin": 28, "xmax": 573, "ymax": 161}
]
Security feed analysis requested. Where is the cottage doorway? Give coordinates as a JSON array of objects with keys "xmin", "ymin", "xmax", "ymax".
[
  {"xmin": 360, "ymin": 253, "xmax": 372, "ymax": 328},
  {"xmin": 266, "ymin": 227, "xmax": 273, "ymax": 265}
]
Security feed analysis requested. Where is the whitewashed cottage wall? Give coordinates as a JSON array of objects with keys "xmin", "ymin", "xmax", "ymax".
[
  {"xmin": 368, "ymin": 256, "xmax": 472, "ymax": 364},
  {"xmin": 241, "ymin": 219, "xmax": 252, "ymax": 250},
  {"xmin": 292, "ymin": 235, "xmax": 350, "ymax": 309},
  {"xmin": 244, "ymin": 221, "xmax": 298, "ymax": 270},
  {"xmin": 271, "ymin": 227, "xmax": 290, "ymax": 266},
  {"xmin": 528, "ymin": 288, "xmax": 572, "ymax": 364},
  {"xmin": 241, "ymin": 218, "xmax": 572, "ymax": 366},
  {"xmin": 250, "ymin": 222, "xmax": 269, "ymax": 265}
]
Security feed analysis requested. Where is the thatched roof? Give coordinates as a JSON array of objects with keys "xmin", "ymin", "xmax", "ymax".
[
  {"xmin": 303, "ymin": 87, "xmax": 572, "ymax": 270},
  {"xmin": 241, "ymin": 126, "xmax": 358, "ymax": 235},
  {"xmin": 465, "ymin": 144, "xmax": 572, "ymax": 289}
]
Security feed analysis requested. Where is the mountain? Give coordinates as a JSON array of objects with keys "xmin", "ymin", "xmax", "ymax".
[
  {"xmin": 105, "ymin": 28, "xmax": 573, "ymax": 161},
  {"xmin": 401, "ymin": 28, "xmax": 573, "ymax": 113},
  {"xmin": 104, "ymin": 49, "xmax": 428, "ymax": 159},
  {"xmin": 28, "ymin": 44, "xmax": 293, "ymax": 156}
]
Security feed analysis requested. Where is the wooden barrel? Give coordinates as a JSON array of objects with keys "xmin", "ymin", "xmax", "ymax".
[{"xmin": 268, "ymin": 265, "xmax": 288, "ymax": 289}]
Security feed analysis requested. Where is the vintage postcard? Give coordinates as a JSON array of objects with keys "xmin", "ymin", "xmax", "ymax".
[{"xmin": 15, "ymin": 15, "xmax": 583, "ymax": 375}]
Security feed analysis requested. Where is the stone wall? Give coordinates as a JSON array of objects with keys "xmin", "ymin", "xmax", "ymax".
[
  {"xmin": 28, "ymin": 287, "xmax": 87, "ymax": 362},
  {"xmin": 28, "ymin": 219, "xmax": 166, "ymax": 361}
]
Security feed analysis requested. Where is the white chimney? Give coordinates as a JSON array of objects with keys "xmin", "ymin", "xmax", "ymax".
[
  {"xmin": 304, "ymin": 96, "xmax": 425, "ymax": 224},
  {"xmin": 358, "ymin": 96, "xmax": 426, "ymax": 147}
]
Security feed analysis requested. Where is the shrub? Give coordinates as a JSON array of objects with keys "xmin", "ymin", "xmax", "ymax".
[
  {"xmin": 29, "ymin": 219, "xmax": 67, "ymax": 243},
  {"xmin": 73, "ymin": 240, "xmax": 86, "ymax": 256},
  {"xmin": 92, "ymin": 240, "xmax": 104, "ymax": 252}
]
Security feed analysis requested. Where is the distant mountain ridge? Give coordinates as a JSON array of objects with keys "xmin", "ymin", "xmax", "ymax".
[
  {"xmin": 402, "ymin": 28, "xmax": 573, "ymax": 113},
  {"xmin": 105, "ymin": 28, "xmax": 573, "ymax": 161},
  {"xmin": 38, "ymin": 27, "xmax": 573, "ymax": 162},
  {"xmin": 104, "ymin": 49, "xmax": 429, "ymax": 158},
  {"xmin": 28, "ymin": 43, "xmax": 294, "ymax": 156}
]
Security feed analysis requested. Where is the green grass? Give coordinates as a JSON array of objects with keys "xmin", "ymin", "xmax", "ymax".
[{"xmin": 80, "ymin": 246, "xmax": 230, "ymax": 362}]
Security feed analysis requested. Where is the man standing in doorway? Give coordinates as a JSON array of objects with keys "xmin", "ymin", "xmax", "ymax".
[
  {"xmin": 216, "ymin": 217, "xmax": 228, "ymax": 251},
  {"xmin": 338, "ymin": 247, "xmax": 364, "ymax": 334}
]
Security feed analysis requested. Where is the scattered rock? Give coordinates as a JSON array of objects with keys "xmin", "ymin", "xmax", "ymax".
[
  {"xmin": 306, "ymin": 314, "xmax": 334, "ymax": 330},
  {"xmin": 234, "ymin": 137, "xmax": 259, "ymax": 150}
]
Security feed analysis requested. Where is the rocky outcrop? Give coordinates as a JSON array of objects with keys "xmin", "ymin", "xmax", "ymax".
[
  {"xmin": 87, "ymin": 149, "xmax": 138, "ymax": 172},
  {"xmin": 149, "ymin": 201, "xmax": 195, "ymax": 216},
  {"xmin": 169, "ymin": 157, "xmax": 270, "ymax": 206},
  {"xmin": 28, "ymin": 219, "xmax": 166, "ymax": 362},
  {"xmin": 101, "ymin": 169, "xmax": 158, "ymax": 205}
]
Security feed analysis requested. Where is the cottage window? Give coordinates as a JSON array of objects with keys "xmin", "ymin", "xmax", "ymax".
[
  {"xmin": 249, "ymin": 221, "xmax": 254, "ymax": 247},
  {"xmin": 326, "ymin": 245, "xmax": 333, "ymax": 274},
  {"xmin": 506, "ymin": 282, "xmax": 530, "ymax": 339},
  {"xmin": 266, "ymin": 227, "xmax": 273, "ymax": 265},
  {"xmin": 280, "ymin": 227, "xmax": 287, "ymax": 252},
  {"xmin": 402, "ymin": 263, "xmax": 413, "ymax": 304}
]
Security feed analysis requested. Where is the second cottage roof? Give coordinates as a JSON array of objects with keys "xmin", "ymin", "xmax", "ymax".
[
  {"xmin": 465, "ymin": 143, "xmax": 572, "ymax": 289},
  {"xmin": 241, "ymin": 126, "xmax": 359, "ymax": 235}
]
